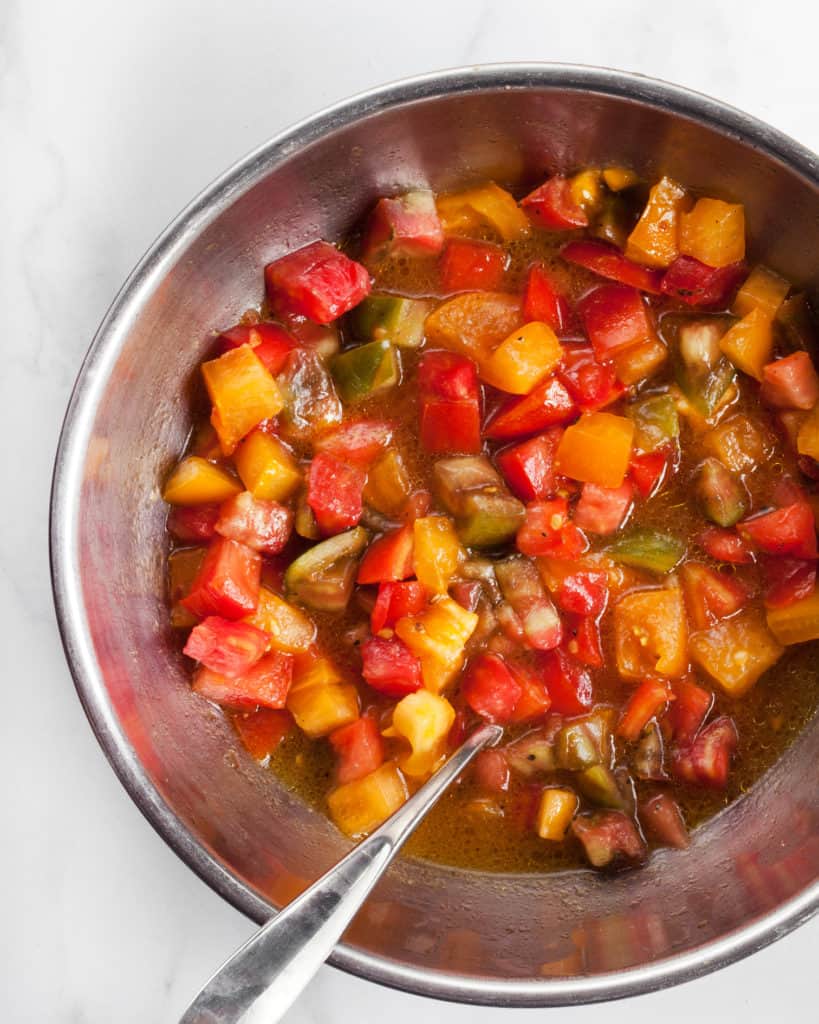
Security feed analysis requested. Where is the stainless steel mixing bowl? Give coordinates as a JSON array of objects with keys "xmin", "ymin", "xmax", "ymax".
[{"xmin": 50, "ymin": 64, "xmax": 819, "ymax": 1006}]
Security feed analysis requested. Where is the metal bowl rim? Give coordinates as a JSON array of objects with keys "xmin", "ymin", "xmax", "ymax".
[{"xmin": 49, "ymin": 61, "xmax": 819, "ymax": 1007}]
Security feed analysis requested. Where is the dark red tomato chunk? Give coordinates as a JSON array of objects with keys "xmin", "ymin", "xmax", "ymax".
[
  {"xmin": 265, "ymin": 241, "xmax": 371, "ymax": 324},
  {"xmin": 215, "ymin": 492, "xmax": 293, "ymax": 554},
  {"xmin": 362, "ymin": 191, "xmax": 444, "ymax": 262},
  {"xmin": 578, "ymin": 284, "xmax": 654, "ymax": 360},
  {"xmin": 673, "ymin": 716, "xmax": 738, "ymax": 789},
  {"xmin": 357, "ymin": 525, "xmax": 414, "ymax": 584},
  {"xmin": 370, "ymin": 581, "xmax": 426, "ymax": 634},
  {"xmin": 496, "ymin": 428, "xmax": 563, "ymax": 502},
  {"xmin": 761, "ymin": 556, "xmax": 817, "ymax": 608},
  {"xmin": 360, "ymin": 636, "xmax": 423, "ymax": 698},
  {"xmin": 558, "ymin": 344, "xmax": 624, "ymax": 412},
  {"xmin": 439, "ymin": 238, "xmax": 507, "ymax": 292},
  {"xmin": 167, "ymin": 503, "xmax": 220, "ymax": 543},
  {"xmin": 556, "ymin": 571, "xmax": 608, "ymax": 617},
  {"xmin": 330, "ymin": 716, "xmax": 385, "ymax": 784},
  {"xmin": 472, "ymin": 748, "xmax": 511, "ymax": 792},
  {"xmin": 539, "ymin": 648, "xmax": 593, "ymax": 715},
  {"xmin": 418, "ymin": 350, "xmax": 481, "ymax": 454},
  {"xmin": 667, "ymin": 679, "xmax": 713, "ymax": 747},
  {"xmin": 307, "ymin": 454, "xmax": 366, "ymax": 536},
  {"xmin": 660, "ymin": 256, "xmax": 746, "ymax": 307},
  {"xmin": 509, "ymin": 662, "xmax": 552, "ymax": 722}
]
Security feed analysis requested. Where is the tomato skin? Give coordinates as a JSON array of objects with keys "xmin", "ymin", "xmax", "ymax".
[
  {"xmin": 215, "ymin": 492, "xmax": 293, "ymax": 554},
  {"xmin": 660, "ymin": 256, "xmax": 746, "ymax": 307},
  {"xmin": 167, "ymin": 504, "xmax": 220, "ymax": 543},
  {"xmin": 462, "ymin": 653, "xmax": 523, "ymax": 723},
  {"xmin": 761, "ymin": 556, "xmax": 817, "ymax": 608},
  {"xmin": 184, "ymin": 616, "xmax": 269, "ymax": 676},
  {"xmin": 219, "ymin": 322, "xmax": 297, "ymax": 374},
  {"xmin": 439, "ymin": 237, "xmax": 507, "ymax": 292},
  {"xmin": 573, "ymin": 481, "xmax": 633, "ymax": 535},
  {"xmin": 232, "ymin": 708, "xmax": 293, "ymax": 760},
  {"xmin": 578, "ymin": 284, "xmax": 655, "ymax": 360},
  {"xmin": 556, "ymin": 571, "xmax": 608, "ymax": 617},
  {"xmin": 472, "ymin": 748, "xmax": 511, "ymax": 792},
  {"xmin": 182, "ymin": 537, "xmax": 262, "ymax": 619},
  {"xmin": 521, "ymin": 176, "xmax": 588, "ymax": 230},
  {"xmin": 485, "ymin": 377, "xmax": 577, "ymax": 440},
  {"xmin": 264, "ymin": 241, "xmax": 371, "ymax": 324},
  {"xmin": 314, "ymin": 419, "xmax": 394, "ymax": 466},
  {"xmin": 357, "ymin": 526, "xmax": 415, "ymax": 584},
  {"xmin": 330, "ymin": 716, "xmax": 385, "ymax": 785},
  {"xmin": 629, "ymin": 449, "xmax": 668, "ymax": 498},
  {"xmin": 672, "ymin": 716, "xmax": 738, "ymax": 789},
  {"xmin": 370, "ymin": 581, "xmax": 426, "ymax": 634},
  {"xmin": 418, "ymin": 351, "xmax": 481, "ymax": 454},
  {"xmin": 697, "ymin": 526, "xmax": 754, "ymax": 564},
  {"xmin": 516, "ymin": 498, "xmax": 588, "ymax": 559},
  {"xmin": 539, "ymin": 648, "xmax": 593, "ymax": 715},
  {"xmin": 496, "ymin": 428, "xmax": 563, "ymax": 502},
  {"xmin": 561, "ymin": 239, "xmax": 664, "ymax": 294},
  {"xmin": 558, "ymin": 344, "xmax": 624, "ymax": 412},
  {"xmin": 360, "ymin": 636, "xmax": 423, "ymax": 698},
  {"xmin": 522, "ymin": 264, "xmax": 570, "ymax": 331},
  {"xmin": 739, "ymin": 502, "xmax": 818, "ymax": 560},
  {"xmin": 192, "ymin": 650, "xmax": 294, "ymax": 710},
  {"xmin": 306, "ymin": 453, "xmax": 366, "ymax": 536}
]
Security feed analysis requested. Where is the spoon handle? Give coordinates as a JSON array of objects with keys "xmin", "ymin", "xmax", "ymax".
[{"xmin": 179, "ymin": 722, "xmax": 502, "ymax": 1024}]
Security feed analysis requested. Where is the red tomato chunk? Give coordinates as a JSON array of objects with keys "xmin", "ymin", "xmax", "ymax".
[
  {"xmin": 307, "ymin": 454, "xmax": 366, "ymax": 536},
  {"xmin": 360, "ymin": 636, "xmax": 423, "ymax": 698},
  {"xmin": 265, "ymin": 241, "xmax": 371, "ymax": 324},
  {"xmin": 330, "ymin": 716, "xmax": 385, "ymax": 784}
]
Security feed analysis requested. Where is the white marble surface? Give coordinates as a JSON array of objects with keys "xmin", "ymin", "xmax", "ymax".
[{"xmin": 4, "ymin": 0, "xmax": 819, "ymax": 1020}]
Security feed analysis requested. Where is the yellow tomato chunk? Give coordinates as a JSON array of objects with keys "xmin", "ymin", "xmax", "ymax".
[
  {"xmin": 234, "ymin": 430, "xmax": 302, "ymax": 501},
  {"xmin": 389, "ymin": 691, "xmax": 455, "ymax": 778},
  {"xmin": 733, "ymin": 265, "xmax": 791, "ymax": 319},
  {"xmin": 480, "ymin": 322, "xmax": 563, "ymax": 394},
  {"xmin": 767, "ymin": 588, "xmax": 819, "ymax": 645},
  {"xmin": 615, "ymin": 588, "xmax": 688, "ymax": 680},
  {"xmin": 689, "ymin": 610, "xmax": 783, "ymax": 696},
  {"xmin": 287, "ymin": 682, "xmax": 359, "ymax": 738},
  {"xmin": 328, "ymin": 762, "xmax": 409, "ymax": 838},
  {"xmin": 245, "ymin": 587, "xmax": 316, "ymax": 652},
  {"xmin": 413, "ymin": 516, "xmax": 463, "ymax": 594},
  {"xmin": 701, "ymin": 413, "xmax": 770, "ymax": 475},
  {"xmin": 436, "ymin": 182, "xmax": 530, "ymax": 241},
  {"xmin": 719, "ymin": 309, "xmax": 774, "ymax": 381},
  {"xmin": 625, "ymin": 176, "xmax": 687, "ymax": 268},
  {"xmin": 535, "ymin": 788, "xmax": 579, "ymax": 841},
  {"xmin": 570, "ymin": 169, "xmax": 604, "ymax": 217},
  {"xmin": 395, "ymin": 596, "xmax": 478, "ymax": 693},
  {"xmin": 163, "ymin": 456, "xmax": 241, "ymax": 505},
  {"xmin": 612, "ymin": 336, "xmax": 668, "ymax": 386},
  {"xmin": 363, "ymin": 450, "xmax": 411, "ymax": 515},
  {"xmin": 603, "ymin": 166, "xmax": 639, "ymax": 191},
  {"xmin": 680, "ymin": 198, "xmax": 745, "ymax": 268},
  {"xmin": 555, "ymin": 412, "xmax": 634, "ymax": 488},
  {"xmin": 424, "ymin": 292, "xmax": 522, "ymax": 363},
  {"xmin": 202, "ymin": 345, "xmax": 284, "ymax": 454}
]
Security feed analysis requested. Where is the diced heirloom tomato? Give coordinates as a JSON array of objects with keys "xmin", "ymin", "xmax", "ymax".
[
  {"xmin": 539, "ymin": 648, "xmax": 593, "ymax": 715},
  {"xmin": 639, "ymin": 793, "xmax": 689, "ymax": 849},
  {"xmin": 219, "ymin": 321, "xmax": 297, "ymax": 375},
  {"xmin": 184, "ymin": 616, "xmax": 269, "ymax": 676},
  {"xmin": 439, "ymin": 237, "xmax": 508, "ymax": 292},
  {"xmin": 579, "ymin": 285, "xmax": 657, "ymax": 360},
  {"xmin": 167, "ymin": 503, "xmax": 220, "ymax": 542},
  {"xmin": 486, "ymin": 377, "xmax": 577, "ymax": 440},
  {"xmin": 330, "ymin": 716, "xmax": 385, "ymax": 785},
  {"xmin": 314, "ymin": 419, "xmax": 394, "ymax": 466},
  {"xmin": 556, "ymin": 571, "xmax": 608, "ymax": 617},
  {"xmin": 761, "ymin": 352, "xmax": 819, "ymax": 410},
  {"xmin": 480, "ymin": 322, "xmax": 564, "ymax": 395},
  {"xmin": 182, "ymin": 538, "xmax": 261, "ymax": 619},
  {"xmin": 327, "ymin": 762, "xmax": 408, "ymax": 838},
  {"xmin": 192, "ymin": 650, "xmax": 294, "ymax": 710},
  {"xmin": 667, "ymin": 678, "xmax": 713, "ymax": 746},
  {"xmin": 357, "ymin": 525, "xmax": 414, "ymax": 584},
  {"xmin": 558, "ymin": 345, "xmax": 624, "ymax": 412},
  {"xmin": 618, "ymin": 679, "xmax": 674, "ymax": 742},
  {"xmin": 672, "ymin": 716, "xmax": 738, "ymax": 789},
  {"xmin": 689, "ymin": 609, "xmax": 783, "ymax": 697},
  {"xmin": 418, "ymin": 350, "xmax": 482, "ymax": 454},
  {"xmin": 306, "ymin": 453, "xmax": 366, "ymax": 536},
  {"xmin": 697, "ymin": 526, "xmax": 753, "ymax": 564},
  {"xmin": 628, "ymin": 449, "xmax": 668, "ymax": 498},
  {"xmin": 573, "ymin": 482, "xmax": 633, "ymax": 535},
  {"xmin": 462, "ymin": 653, "xmax": 523, "ymax": 723},
  {"xmin": 614, "ymin": 588, "xmax": 688, "ymax": 680},
  {"xmin": 232, "ymin": 708, "xmax": 293, "ymax": 761},
  {"xmin": 555, "ymin": 412, "xmax": 634, "ymax": 488},
  {"xmin": 521, "ymin": 176, "xmax": 588, "ymax": 229},
  {"xmin": 265, "ymin": 241, "xmax": 371, "ymax": 324},
  {"xmin": 681, "ymin": 562, "xmax": 747, "ymax": 629},
  {"xmin": 370, "ymin": 581, "xmax": 427, "ymax": 634},
  {"xmin": 561, "ymin": 239, "xmax": 663, "ymax": 293},
  {"xmin": 516, "ymin": 498, "xmax": 588, "ymax": 559},
  {"xmin": 522, "ymin": 264, "xmax": 570, "ymax": 331},
  {"xmin": 624, "ymin": 175, "xmax": 687, "ymax": 268},
  {"xmin": 761, "ymin": 557, "xmax": 817, "ymax": 609},
  {"xmin": 739, "ymin": 503, "xmax": 818, "ymax": 560},
  {"xmin": 362, "ymin": 190, "xmax": 444, "ymax": 261},
  {"xmin": 436, "ymin": 182, "xmax": 530, "ymax": 241},
  {"xmin": 680, "ymin": 198, "xmax": 745, "ymax": 268},
  {"xmin": 215, "ymin": 492, "xmax": 293, "ymax": 554},
  {"xmin": 202, "ymin": 346, "xmax": 284, "ymax": 455},
  {"xmin": 496, "ymin": 429, "xmax": 563, "ymax": 502},
  {"xmin": 660, "ymin": 256, "xmax": 747, "ymax": 308}
]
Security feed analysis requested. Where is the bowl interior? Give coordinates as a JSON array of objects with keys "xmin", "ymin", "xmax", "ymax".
[{"xmin": 54, "ymin": 67, "xmax": 819, "ymax": 1004}]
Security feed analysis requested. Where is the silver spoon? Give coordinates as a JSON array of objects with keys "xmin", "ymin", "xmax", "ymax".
[{"xmin": 180, "ymin": 722, "xmax": 502, "ymax": 1024}]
